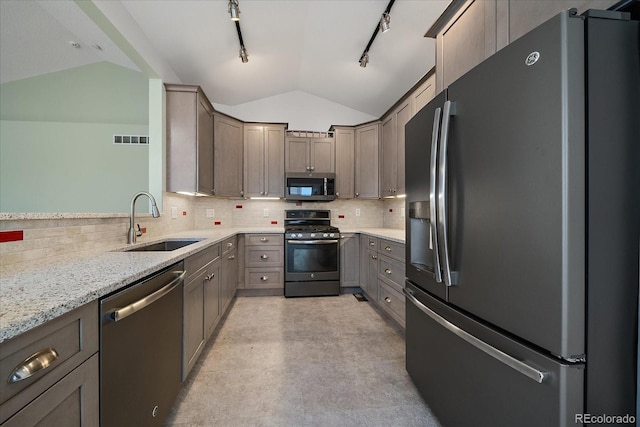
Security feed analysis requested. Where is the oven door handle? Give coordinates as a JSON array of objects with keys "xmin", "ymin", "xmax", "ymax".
[{"xmin": 287, "ymin": 239, "xmax": 339, "ymax": 244}]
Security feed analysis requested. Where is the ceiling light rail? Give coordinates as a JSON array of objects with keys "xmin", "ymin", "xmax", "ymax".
[
  {"xmin": 359, "ymin": 0, "xmax": 395, "ymax": 68},
  {"xmin": 228, "ymin": 0, "xmax": 248, "ymax": 63}
]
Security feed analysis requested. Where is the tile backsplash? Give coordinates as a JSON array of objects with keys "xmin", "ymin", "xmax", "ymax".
[{"xmin": 1, "ymin": 193, "xmax": 405, "ymax": 267}]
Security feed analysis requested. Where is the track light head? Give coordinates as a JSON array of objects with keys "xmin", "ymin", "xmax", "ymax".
[
  {"xmin": 239, "ymin": 46, "xmax": 249, "ymax": 63},
  {"xmin": 228, "ymin": 0, "xmax": 240, "ymax": 21},
  {"xmin": 359, "ymin": 52, "xmax": 369, "ymax": 68},
  {"xmin": 379, "ymin": 12, "xmax": 391, "ymax": 33}
]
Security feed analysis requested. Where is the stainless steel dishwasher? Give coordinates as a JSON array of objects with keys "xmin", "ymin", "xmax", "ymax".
[{"xmin": 100, "ymin": 261, "xmax": 185, "ymax": 427}]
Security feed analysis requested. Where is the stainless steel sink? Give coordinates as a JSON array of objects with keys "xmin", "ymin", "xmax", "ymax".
[{"xmin": 124, "ymin": 239, "xmax": 203, "ymax": 252}]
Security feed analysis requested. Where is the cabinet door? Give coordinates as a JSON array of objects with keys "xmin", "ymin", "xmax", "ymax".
[
  {"xmin": 214, "ymin": 114, "xmax": 243, "ymax": 197},
  {"xmin": 310, "ymin": 137, "xmax": 335, "ymax": 173},
  {"xmin": 285, "ymin": 138, "xmax": 310, "ymax": 172},
  {"xmin": 355, "ymin": 123, "xmax": 380, "ymax": 199},
  {"xmin": 166, "ymin": 89, "xmax": 198, "ymax": 193},
  {"xmin": 183, "ymin": 272, "xmax": 205, "ymax": 378},
  {"xmin": 359, "ymin": 234, "xmax": 369, "ymax": 291},
  {"xmin": 367, "ymin": 249, "xmax": 379, "ymax": 299},
  {"xmin": 411, "ymin": 74, "xmax": 436, "ymax": 117},
  {"xmin": 243, "ymin": 125, "xmax": 265, "ymax": 197},
  {"xmin": 395, "ymin": 100, "xmax": 411, "ymax": 195},
  {"xmin": 334, "ymin": 127, "xmax": 355, "ymax": 198},
  {"xmin": 197, "ymin": 98, "xmax": 214, "ymax": 195},
  {"xmin": 340, "ymin": 234, "xmax": 360, "ymax": 287},
  {"xmin": 204, "ymin": 261, "xmax": 221, "ymax": 339},
  {"xmin": 264, "ymin": 125, "xmax": 285, "ymax": 197},
  {"xmin": 380, "ymin": 115, "xmax": 397, "ymax": 198}
]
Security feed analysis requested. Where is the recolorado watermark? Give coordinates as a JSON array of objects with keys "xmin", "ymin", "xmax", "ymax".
[{"xmin": 575, "ymin": 413, "xmax": 636, "ymax": 424}]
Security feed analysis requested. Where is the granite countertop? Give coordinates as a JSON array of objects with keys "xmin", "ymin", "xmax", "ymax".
[{"xmin": 0, "ymin": 227, "xmax": 403, "ymax": 343}]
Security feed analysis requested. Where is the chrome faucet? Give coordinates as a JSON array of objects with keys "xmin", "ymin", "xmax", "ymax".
[{"xmin": 129, "ymin": 191, "xmax": 160, "ymax": 244}]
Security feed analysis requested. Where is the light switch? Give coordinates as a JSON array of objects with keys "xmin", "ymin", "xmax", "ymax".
[
  {"xmin": 206, "ymin": 209, "xmax": 215, "ymax": 218},
  {"xmin": 263, "ymin": 208, "xmax": 269, "ymax": 217},
  {"xmin": 355, "ymin": 208, "xmax": 361, "ymax": 217},
  {"xmin": 171, "ymin": 206, "xmax": 178, "ymax": 219}
]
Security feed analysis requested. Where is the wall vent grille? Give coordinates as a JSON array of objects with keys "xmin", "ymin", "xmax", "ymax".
[{"xmin": 113, "ymin": 135, "xmax": 149, "ymax": 145}]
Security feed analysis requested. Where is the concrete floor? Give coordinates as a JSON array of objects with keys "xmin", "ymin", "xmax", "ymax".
[{"xmin": 166, "ymin": 294, "xmax": 441, "ymax": 426}]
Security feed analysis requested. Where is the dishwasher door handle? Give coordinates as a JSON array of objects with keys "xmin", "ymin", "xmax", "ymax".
[{"xmin": 110, "ymin": 270, "xmax": 186, "ymax": 322}]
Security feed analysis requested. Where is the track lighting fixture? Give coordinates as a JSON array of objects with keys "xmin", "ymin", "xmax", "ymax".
[
  {"xmin": 379, "ymin": 12, "xmax": 391, "ymax": 33},
  {"xmin": 358, "ymin": 0, "xmax": 395, "ymax": 67},
  {"xmin": 228, "ymin": 0, "xmax": 240, "ymax": 21},
  {"xmin": 239, "ymin": 46, "xmax": 249, "ymax": 63}
]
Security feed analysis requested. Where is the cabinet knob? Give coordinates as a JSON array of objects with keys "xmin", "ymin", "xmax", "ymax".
[
  {"xmin": 260, "ymin": 254, "xmax": 269, "ymax": 260},
  {"xmin": 335, "ymin": 192, "xmax": 339, "ymax": 197},
  {"xmin": 310, "ymin": 166, "xmax": 315, "ymax": 171},
  {"xmin": 385, "ymin": 246, "xmax": 391, "ymax": 251},
  {"xmin": 371, "ymin": 255, "xmax": 377, "ymax": 260},
  {"xmin": 260, "ymin": 276, "xmax": 269, "ymax": 281},
  {"xmin": 385, "ymin": 268, "xmax": 392, "ymax": 274},
  {"xmin": 385, "ymin": 297, "xmax": 391, "ymax": 303},
  {"xmin": 228, "ymin": 255, "xmax": 235, "ymax": 260},
  {"xmin": 260, "ymin": 237, "xmax": 268, "ymax": 242},
  {"xmin": 355, "ymin": 192, "xmax": 359, "ymax": 197}
]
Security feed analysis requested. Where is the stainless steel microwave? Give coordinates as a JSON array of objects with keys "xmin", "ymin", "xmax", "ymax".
[{"xmin": 285, "ymin": 173, "xmax": 336, "ymax": 201}]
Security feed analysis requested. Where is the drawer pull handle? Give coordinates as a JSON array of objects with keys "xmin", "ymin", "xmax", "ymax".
[
  {"xmin": 260, "ymin": 276, "xmax": 269, "ymax": 281},
  {"xmin": 369, "ymin": 241, "xmax": 375, "ymax": 246},
  {"xmin": 385, "ymin": 268, "xmax": 392, "ymax": 274},
  {"xmin": 371, "ymin": 255, "xmax": 377, "ymax": 260},
  {"xmin": 9, "ymin": 348, "xmax": 59, "ymax": 383},
  {"xmin": 205, "ymin": 273, "xmax": 215, "ymax": 281},
  {"xmin": 260, "ymin": 254, "xmax": 269, "ymax": 260},
  {"xmin": 228, "ymin": 255, "xmax": 235, "ymax": 260},
  {"xmin": 385, "ymin": 297, "xmax": 392, "ymax": 303},
  {"xmin": 227, "ymin": 242, "xmax": 234, "ymax": 247},
  {"xmin": 260, "ymin": 237, "xmax": 269, "ymax": 242},
  {"xmin": 385, "ymin": 246, "xmax": 392, "ymax": 251}
]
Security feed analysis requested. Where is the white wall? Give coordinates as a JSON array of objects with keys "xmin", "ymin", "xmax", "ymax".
[{"xmin": 213, "ymin": 90, "xmax": 377, "ymax": 131}]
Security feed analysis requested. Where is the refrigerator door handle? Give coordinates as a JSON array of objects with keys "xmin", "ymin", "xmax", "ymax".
[
  {"xmin": 404, "ymin": 288, "xmax": 548, "ymax": 384},
  {"xmin": 437, "ymin": 100, "xmax": 457, "ymax": 286},
  {"xmin": 429, "ymin": 107, "xmax": 443, "ymax": 283}
]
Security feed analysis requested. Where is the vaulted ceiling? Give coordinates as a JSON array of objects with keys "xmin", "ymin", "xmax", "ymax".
[{"xmin": 1, "ymin": 0, "xmax": 450, "ymax": 118}]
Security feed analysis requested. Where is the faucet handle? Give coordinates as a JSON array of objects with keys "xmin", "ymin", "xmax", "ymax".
[{"xmin": 136, "ymin": 224, "xmax": 143, "ymax": 237}]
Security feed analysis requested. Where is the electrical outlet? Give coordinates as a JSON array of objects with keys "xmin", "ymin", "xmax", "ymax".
[
  {"xmin": 206, "ymin": 208, "xmax": 215, "ymax": 218},
  {"xmin": 355, "ymin": 208, "xmax": 361, "ymax": 217},
  {"xmin": 263, "ymin": 208, "xmax": 269, "ymax": 217},
  {"xmin": 401, "ymin": 207, "xmax": 405, "ymax": 217},
  {"xmin": 171, "ymin": 206, "xmax": 178, "ymax": 219}
]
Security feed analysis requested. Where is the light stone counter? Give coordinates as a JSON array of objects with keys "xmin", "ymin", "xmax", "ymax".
[
  {"xmin": 342, "ymin": 228, "xmax": 406, "ymax": 244},
  {"xmin": 0, "ymin": 227, "xmax": 282, "ymax": 343}
]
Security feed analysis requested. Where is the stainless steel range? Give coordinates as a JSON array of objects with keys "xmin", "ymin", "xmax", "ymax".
[{"xmin": 284, "ymin": 210, "xmax": 340, "ymax": 297}]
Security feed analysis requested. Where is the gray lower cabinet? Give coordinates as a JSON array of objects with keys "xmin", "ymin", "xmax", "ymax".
[
  {"xmin": 183, "ymin": 243, "xmax": 221, "ymax": 379},
  {"xmin": 244, "ymin": 234, "xmax": 284, "ymax": 290},
  {"xmin": 214, "ymin": 113, "xmax": 243, "ymax": 197},
  {"xmin": 359, "ymin": 234, "xmax": 379, "ymax": 298},
  {"xmin": 221, "ymin": 236, "xmax": 238, "ymax": 312},
  {"xmin": 165, "ymin": 84, "xmax": 214, "ymax": 195},
  {"xmin": 340, "ymin": 233, "xmax": 360, "ymax": 287},
  {"xmin": 333, "ymin": 127, "xmax": 355, "ymax": 199},
  {"xmin": 354, "ymin": 123, "xmax": 380, "ymax": 199},
  {"xmin": 0, "ymin": 301, "xmax": 99, "ymax": 426}
]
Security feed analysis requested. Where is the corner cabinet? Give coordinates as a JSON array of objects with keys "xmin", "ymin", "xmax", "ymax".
[
  {"xmin": 244, "ymin": 124, "xmax": 286, "ymax": 198},
  {"xmin": 165, "ymin": 84, "xmax": 214, "ymax": 195},
  {"xmin": 380, "ymin": 99, "xmax": 410, "ymax": 198},
  {"xmin": 354, "ymin": 122, "xmax": 380, "ymax": 199},
  {"xmin": 333, "ymin": 127, "xmax": 355, "ymax": 199},
  {"xmin": 285, "ymin": 131, "xmax": 335, "ymax": 173},
  {"xmin": 213, "ymin": 113, "xmax": 243, "ymax": 197}
]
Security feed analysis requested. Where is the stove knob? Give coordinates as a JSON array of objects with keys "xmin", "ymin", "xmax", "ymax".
[
  {"xmin": 289, "ymin": 233, "xmax": 295, "ymax": 239},
  {"xmin": 297, "ymin": 233, "xmax": 303, "ymax": 238},
  {"xmin": 329, "ymin": 233, "xmax": 335, "ymax": 238},
  {"xmin": 310, "ymin": 233, "xmax": 316, "ymax": 238},
  {"xmin": 323, "ymin": 233, "xmax": 329, "ymax": 238}
]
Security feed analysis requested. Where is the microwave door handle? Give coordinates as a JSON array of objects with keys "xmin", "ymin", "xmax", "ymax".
[
  {"xmin": 324, "ymin": 178, "xmax": 327, "ymax": 196},
  {"xmin": 437, "ymin": 100, "xmax": 457, "ymax": 286},
  {"xmin": 430, "ymin": 106, "xmax": 443, "ymax": 283}
]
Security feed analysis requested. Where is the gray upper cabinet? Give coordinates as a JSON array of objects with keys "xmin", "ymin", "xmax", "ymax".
[
  {"xmin": 354, "ymin": 122, "xmax": 380, "ymax": 199},
  {"xmin": 165, "ymin": 84, "xmax": 214, "ymax": 195},
  {"xmin": 214, "ymin": 113, "xmax": 243, "ymax": 197},
  {"xmin": 410, "ymin": 73, "xmax": 436, "ymax": 117},
  {"xmin": 285, "ymin": 134, "xmax": 335, "ymax": 173},
  {"xmin": 333, "ymin": 127, "xmax": 355, "ymax": 199},
  {"xmin": 431, "ymin": 0, "xmax": 617, "ymax": 92},
  {"xmin": 381, "ymin": 98, "xmax": 412, "ymax": 198},
  {"xmin": 243, "ymin": 124, "xmax": 285, "ymax": 198}
]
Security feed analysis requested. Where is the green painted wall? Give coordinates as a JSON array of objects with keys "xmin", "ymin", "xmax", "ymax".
[{"xmin": 0, "ymin": 62, "xmax": 149, "ymax": 213}]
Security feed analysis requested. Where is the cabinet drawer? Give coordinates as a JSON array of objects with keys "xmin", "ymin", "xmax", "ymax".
[
  {"xmin": 1, "ymin": 353, "xmax": 99, "ymax": 427},
  {"xmin": 185, "ymin": 243, "xmax": 220, "ymax": 278},
  {"xmin": 378, "ymin": 254, "xmax": 405, "ymax": 288},
  {"xmin": 378, "ymin": 239, "xmax": 405, "ymax": 263},
  {"xmin": 245, "ymin": 268, "xmax": 284, "ymax": 289},
  {"xmin": 245, "ymin": 246, "xmax": 283, "ymax": 267},
  {"xmin": 245, "ymin": 234, "xmax": 283, "ymax": 246},
  {"xmin": 378, "ymin": 280, "xmax": 406, "ymax": 325},
  {"xmin": 364, "ymin": 236, "xmax": 378, "ymax": 250},
  {"xmin": 0, "ymin": 301, "xmax": 98, "ymax": 423},
  {"xmin": 222, "ymin": 236, "xmax": 237, "ymax": 254}
]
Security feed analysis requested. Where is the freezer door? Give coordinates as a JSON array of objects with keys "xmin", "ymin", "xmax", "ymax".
[
  {"xmin": 444, "ymin": 11, "xmax": 586, "ymax": 358},
  {"xmin": 405, "ymin": 90, "xmax": 448, "ymax": 300},
  {"xmin": 405, "ymin": 282, "xmax": 584, "ymax": 427}
]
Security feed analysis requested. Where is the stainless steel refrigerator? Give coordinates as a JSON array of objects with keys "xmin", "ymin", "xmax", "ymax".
[{"xmin": 404, "ymin": 9, "xmax": 639, "ymax": 427}]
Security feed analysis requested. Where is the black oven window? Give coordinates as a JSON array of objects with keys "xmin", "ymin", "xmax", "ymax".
[{"xmin": 287, "ymin": 244, "xmax": 338, "ymax": 273}]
